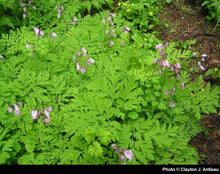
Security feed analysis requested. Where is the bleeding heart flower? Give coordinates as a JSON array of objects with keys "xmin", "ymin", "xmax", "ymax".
[
  {"xmin": 31, "ymin": 110, "xmax": 38, "ymax": 120},
  {"xmin": 123, "ymin": 150, "xmax": 133, "ymax": 161}
]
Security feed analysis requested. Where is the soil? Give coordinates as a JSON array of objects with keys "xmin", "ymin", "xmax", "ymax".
[{"xmin": 157, "ymin": 0, "xmax": 220, "ymax": 164}]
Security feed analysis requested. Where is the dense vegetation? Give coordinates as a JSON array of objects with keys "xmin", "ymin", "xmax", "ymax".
[{"xmin": 0, "ymin": 0, "xmax": 219, "ymax": 164}]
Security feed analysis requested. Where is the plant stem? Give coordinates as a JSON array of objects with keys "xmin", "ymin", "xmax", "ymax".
[{"xmin": 158, "ymin": 68, "xmax": 167, "ymax": 105}]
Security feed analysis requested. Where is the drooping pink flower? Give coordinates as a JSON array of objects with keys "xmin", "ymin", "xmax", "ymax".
[
  {"xmin": 23, "ymin": 13, "xmax": 26, "ymax": 19},
  {"xmin": 109, "ymin": 12, "xmax": 116, "ymax": 18},
  {"xmin": 20, "ymin": 2, "xmax": 25, "ymax": 7},
  {"xmin": 8, "ymin": 107, "xmax": 13, "ymax": 114},
  {"xmin": 181, "ymin": 82, "xmax": 184, "ymax": 89},
  {"xmin": 80, "ymin": 67, "xmax": 86, "ymax": 74},
  {"xmin": 76, "ymin": 62, "xmax": 80, "ymax": 71},
  {"xmin": 123, "ymin": 150, "xmax": 133, "ymax": 161},
  {"xmin": 160, "ymin": 60, "xmax": 170, "ymax": 67},
  {"xmin": 44, "ymin": 108, "xmax": 50, "ymax": 118},
  {"xmin": 32, "ymin": 6, "xmax": 36, "ymax": 10},
  {"xmin": 51, "ymin": 32, "xmax": 57, "ymax": 37},
  {"xmin": 73, "ymin": 55, "xmax": 76, "ymax": 61},
  {"xmin": 198, "ymin": 61, "xmax": 205, "ymax": 71},
  {"xmin": 164, "ymin": 90, "xmax": 169, "ymax": 95},
  {"xmin": 82, "ymin": 47, "xmax": 87, "ymax": 57},
  {"xmin": 13, "ymin": 104, "xmax": 20, "ymax": 116},
  {"xmin": 156, "ymin": 44, "xmax": 163, "ymax": 50},
  {"xmin": 170, "ymin": 102, "xmax": 175, "ymax": 108},
  {"xmin": 111, "ymin": 144, "xmax": 117, "ymax": 149},
  {"xmin": 174, "ymin": 63, "xmax": 181, "ymax": 69},
  {"xmin": 26, "ymin": 44, "xmax": 31, "ymax": 49},
  {"xmin": 77, "ymin": 51, "xmax": 81, "ymax": 57},
  {"xmin": 48, "ymin": 106, "xmax": 53, "ymax": 112},
  {"xmin": 87, "ymin": 58, "xmax": 95, "ymax": 64},
  {"xmin": 40, "ymin": 30, "xmax": 44, "ymax": 37},
  {"xmin": 102, "ymin": 18, "xmax": 106, "ymax": 24},
  {"xmin": 152, "ymin": 58, "xmax": 159, "ymax": 64},
  {"xmin": 31, "ymin": 110, "xmax": 38, "ymax": 120},
  {"xmin": 44, "ymin": 117, "xmax": 50, "ymax": 124}
]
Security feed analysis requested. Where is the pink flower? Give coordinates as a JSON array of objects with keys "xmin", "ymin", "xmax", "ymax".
[
  {"xmin": 156, "ymin": 44, "xmax": 163, "ymax": 50},
  {"xmin": 31, "ymin": 110, "xmax": 38, "ymax": 120},
  {"xmin": 23, "ymin": 13, "xmax": 26, "ymax": 19},
  {"xmin": 102, "ymin": 18, "xmax": 106, "ymax": 24},
  {"xmin": 82, "ymin": 47, "xmax": 87, "ymax": 57},
  {"xmin": 87, "ymin": 58, "xmax": 95, "ymax": 63},
  {"xmin": 77, "ymin": 51, "xmax": 81, "ymax": 57},
  {"xmin": 13, "ymin": 104, "xmax": 20, "ymax": 116},
  {"xmin": 26, "ymin": 44, "xmax": 31, "ymax": 49},
  {"xmin": 174, "ymin": 63, "xmax": 181, "ymax": 69},
  {"xmin": 123, "ymin": 150, "xmax": 133, "ymax": 161},
  {"xmin": 20, "ymin": 2, "xmax": 25, "ymax": 7},
  {"xmin": 170, "ymin": 102, "xmax": 175, "ymax": 108},
  {"xmin": 107, "ymin": 40, "xmax": 114, "ymax": 47},
  {"xmin": 181, "ymin": 82, "xmax": 184, "ymax": 89},
  {"xmin": 32, "ymin": 6, "xmax": 36, "ymax": 10},
  {"xmin": 76, "ymin": 62, "xmax": 80, "ymax": 71},
  {"xmin": 109, "ymin": 12, "xmax": 116, "ymax": 18},
  {"xmin": 73, "ymin": 55, "xmax": 76, "ymax": 61},
  {"xmin": 48, "ymin": 106, "xmax": 53, "ymax": 112},
  {"xmin": 198, "ymin": 61, "xmax": 205, "ymax": 71},
  {"xmin": 51, "ymin": 32, "xmax": 57, "ymax": 37},
  {"xmin": 8, "ymin": 107, "xmax": 13, "ymax": 114},
  {"xmin": 152, "ymin": 58, "xmax": 159, "ymax": 64},
  {"xmin": 160, "ymin": 60, "xmax": 170, "ymax": 67},
  {"xmin": 44, "ymin": 108, "xmax": 50, "ymax": 118},
  {"xmin": 80, "ymin": 67, "xmax": 86, "ymax": 74},
  {"xmin": 164, "ymin": 90, "xmax": 169, "ymax": 95},
  {"xmin": 111, "ymin": 144, "xmax": 117, "ymax": 149},
  {"xmin": 44, "ymin": 117, "xmax": 50, "ymax": 124},
  {"xmin": 40, "ymin": 30, "xmax": 44, "ymax": 37}
]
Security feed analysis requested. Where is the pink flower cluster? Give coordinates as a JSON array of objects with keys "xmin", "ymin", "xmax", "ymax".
[
  {"xmin": 8, "ymin": 102, "xmax": 23, "ymax": 116},
  {"xmin": 20, "ymin": 0, "xmax": 36, "ymax": 19},
  {"xmin": 73, "ymin": 47, "xmax": 95, "ymax": 74},
  {"xmin": 30, "ymin": 106, "xmax": 53, "ymax": 124},
  {"xmin": 55, "ymin": 5, "xmax": 64, "ymax": 19},
  {"xmin": 111, "ymin": 144, "xmax": 133, "ymax": 165}
]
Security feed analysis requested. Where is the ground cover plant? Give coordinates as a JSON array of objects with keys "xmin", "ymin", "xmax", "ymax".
[{"xmin": 0, "ymin": 0, "xmax": 219, "ymax": 165}]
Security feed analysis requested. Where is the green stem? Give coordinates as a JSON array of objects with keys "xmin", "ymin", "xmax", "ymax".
[{"xmin": 158, "ymin": 68, "xmax": 167, "ymax": 105}]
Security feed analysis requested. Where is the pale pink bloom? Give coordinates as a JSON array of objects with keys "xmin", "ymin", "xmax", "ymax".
[
  {"xmin": 72, "ymin": 17, "xmax": 78, "ymax": 22},
  {"xmin": 40, "ymin": 30, "xmax": 44, "ymax": 37},
  {"xmin": 26, "ymin": 44, "xmax": 31, "ymax": 49},
  {"xmin": 20, "ymin": 2, "xmax": 25, "ymax": 7},
  {"xmin": 123, "ymin": 150, "xmax": 133, "ymax": 161},
  {"xmin": 170, "ymin": 66, "xmax": 174, "ymax": 71},
  {"xmin": 152, "ymin": 58, "xmax": 159, "ymax": 64},
  {"xmin": 87, "ymin": 58, "xmax": 95, "ymax": 64},
  {"xmin": 76, "ymin": 62, "xmax": 80, "ymax": 71},
  {"xmin": 111, "ymin": 22, "xmax": 114, "ymax": 27},
  {"xmin": 193, "ymin": 52, "xmax": 197, "ymax": 57},
  {"xmin": 125, "ymin": 26, "xmax": 130, "ymax": 32},
  {"xmin": 23, "ymin": 7, "xmax": 26, "ymax": 12},
  {"xmin": 198, "ymin": 61, "xmax": 205, "ymax": 71},
  {"xmin": 156, "ymin": 44, "xmax": 163, "ymax": 50},
  {"xmin": 13, "ymin": 104, "xmax": 20, "ymax": 116},
  {"xmin": 44, "ymin": 117, "xmax": 50, "ymax": 124},
  {"xmin": 102, "ymin": 18, "xmax": 105, "ymax": 24},
  {"xmin": 71, "ymin": 22, "xmax": 76, "ymax": 25},
  {"xmin": 77, "ymin": 51, "xmax": 81, "ymax": 57},
  {"xmin": 44, "ymin": 109, "xmax": 50, "ymax": 118},
  {"xmin": 51, "ymin": 32, "xmax": 57, "ymax": 37},
  {"xmin": 107, "ymin": 40, "xmax": 114, "ymax": 47},
  {"xmin": 58, "ymin": 12, "xmax": 61, "ymax": 19},
  {"xmin": 23, "ymin": 13, "xmax": 26, "ymax": 19},
  {"xmin": 8, "ymin": 107, "xmax": 13, "ymax": 114},
  {"xmin": 73, "ymin": 55, "xmax": 76, "ymax": 61},
  {"xmin": 48, "ymin": 106, "xmax": 53, "ymax": 112},
  {"xmin": 174, "ymin": 63, "xmax": 181, "ymax": 69},
  {"xmin": 110, "ymin": 12, "xmax": 116, "ymax": 17},
  {"xmin": 80, "ymin": 67, "xmax": 86, "ymax": 74},
  {"xmin": 164, "ymin": 90, "xmax": 169, "ymax": 95},
  {"xmin": 32, "ymin": 6, "xmax": 36, "ymax": 10},
  {"xmin": 111, "ymin": 144, "xmax": 117, "ymax": 149},
  {"xmin": 82, "ymin": 47, "xmax": 87, "ymax": 57},
  {"xmin": 31, "ymin": 110, "xmax": 38, "ymax": 120},
  {"xmin": 170, "ymin": 102, "xmax": 175, "ymax": 108},
  {"xmin": 160, "ymin": 60, "xmax": 170, "ymax": 67},
  {"xmin": 55, "ymin": 5, "xmax": 58, "ymax": 9},
  {"xmin": 159, "ymin": 69, "xmax": 162, "ymax": 75},
  {"xmin": 107, "ymin": 16, "xmax": 111, "ymax": 22},
  {"xmin": 121, "ymin": 40, "xmax": 125, "ymax": 46},
  {"xmin": 0, "ymin": 55, "xmax": 3, "ymax": 59},
  {"xmin": 120, "ymin": 155, "xmax": 126, "ymax": 161},
  {"xmin": 181, "ymin": 82, "xmax": 184, "ymax": 89}
]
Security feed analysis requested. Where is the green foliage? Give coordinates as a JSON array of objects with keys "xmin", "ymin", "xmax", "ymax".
[
  {"xmin": 0, "ymin": 0, "xmax": 219, "ymax": 165},
  {"xmin": 202, "ymin": 0, "xmax": 220, "ymax": 25},
  {"xmin": 0, "ymin": 0, "xmax": 22, "ymax": 35}
]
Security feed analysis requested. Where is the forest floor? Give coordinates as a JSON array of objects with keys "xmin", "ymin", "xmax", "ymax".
[{"xmin": 157, "ymin": 0, "xmax": 220, "ymax": 164}]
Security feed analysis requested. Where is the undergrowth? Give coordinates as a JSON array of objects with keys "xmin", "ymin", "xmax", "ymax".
[{"xmin": 0, "ymin": 0, "xmax": 219, "ymax": 165}]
